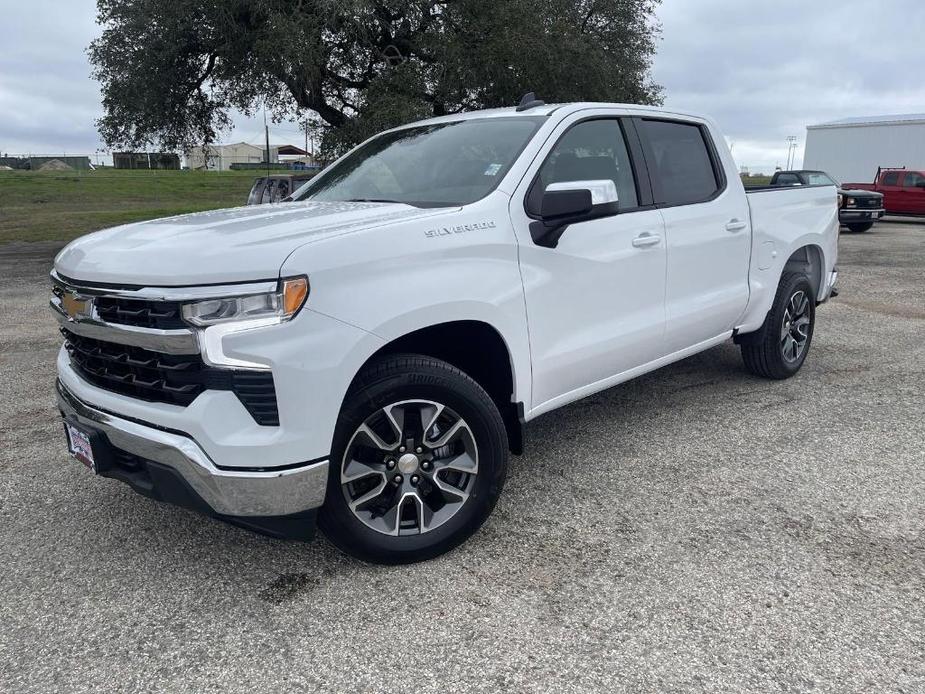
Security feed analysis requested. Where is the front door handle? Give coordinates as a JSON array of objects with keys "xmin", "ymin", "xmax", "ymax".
[
  {"xmin": 632, "ymin": 233, "xmax": 662, "ymax": 248},
  {"xmin": 725, "ymin": 219, "xmax": 748, "ymax": 232}
]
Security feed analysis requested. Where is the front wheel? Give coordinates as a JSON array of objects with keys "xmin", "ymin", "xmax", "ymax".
[
  {"xmin": 740, "ymin": 272, "xmax": 816, "ymax": 379},
  {"xmin": 319, "ymin": 354, "xmax": 508, "ymax": 564},
  {"xmin": 846, "ymin": 222, "xmax": 873, "ymax": 232}
]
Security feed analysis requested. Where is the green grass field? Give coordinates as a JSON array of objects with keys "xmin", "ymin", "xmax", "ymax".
[
  {"xmin": 0, "ymin": 169, "xmax": 257, "ymax": 243},
  {"xmin": 0, "ymin": 168, "xmax": 776, "ymax": 245},
  {"xmin": 740, "ymin": 174, "xmax": 772, "ymax": 186}
]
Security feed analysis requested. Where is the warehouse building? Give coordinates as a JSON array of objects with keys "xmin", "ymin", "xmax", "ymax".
[
  {"xmin": 803, "ymin": 114, "xmax": 925, "ymax": 183},
  {"xmin": 113, "ymin": 152, "xmax": 180, "ymax": 170},
  {"xmin": 184, "ymin": 143, "xmax": 309, "ymax": 171}
]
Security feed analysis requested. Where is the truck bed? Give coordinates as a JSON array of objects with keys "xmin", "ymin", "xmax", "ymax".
[
  {"xmin": 743, "ymin": 183, "xmax": 834, "ymax": 193},
  {"xmin": 735, "ymin": 183, "xmax": 839, "ymax": 335}
]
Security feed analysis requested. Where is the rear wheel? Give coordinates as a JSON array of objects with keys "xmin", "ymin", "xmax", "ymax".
[
  {"xmin": 740, "ymin": 272, "xmax": 816, "ymax": 379},
  {"xmin": 846, "ymin": 222, "xmax": 873, "ymax": 232},
  {"xmin": 319, "ymin": 354, "xmax": 508, "ymax": 564}
]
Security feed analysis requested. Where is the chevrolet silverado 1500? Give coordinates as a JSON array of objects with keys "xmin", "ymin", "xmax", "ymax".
[{"xmin": 52, "ymin": 101, "xmax": 838, "ymax": 563}]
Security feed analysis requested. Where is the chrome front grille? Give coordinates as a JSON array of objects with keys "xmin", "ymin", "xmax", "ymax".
[
  {"xmin": 93, "ymin": 296, "xmax": 186, "ymax": 329},
  {"xmin": 63, "ymin": 329, "xmax": 205, "ymax": 405},
  {"xmin": 62, "ymin": 329, "xmax": 280, "ymax": 425},
  {"xmin": 52, "ymin": 272, "xmax": 281, "ymax": 426}
]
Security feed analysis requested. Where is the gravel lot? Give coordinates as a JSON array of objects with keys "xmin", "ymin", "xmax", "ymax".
[{"xmin": 1, "ymin": 221, "xmax": 923, "ymax": 693}]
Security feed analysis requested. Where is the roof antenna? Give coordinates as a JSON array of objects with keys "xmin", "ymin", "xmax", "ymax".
[{"xmin": 516, "ymin": 92, "xmax": 545, "ymax": 112}]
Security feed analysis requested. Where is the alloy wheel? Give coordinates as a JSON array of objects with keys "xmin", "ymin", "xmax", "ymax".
[
  {"xmin": 780, "ymin": 290, "xmax": 811, "ymax": 363},
  {"xmin": 340, "ymin": 400, "xmax": 479, "ymax": 536}
]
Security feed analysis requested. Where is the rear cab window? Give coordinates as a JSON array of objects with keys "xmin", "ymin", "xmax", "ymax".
[
  {"xmin": 881, "ymin": 172, "xmax": 901, "ymax": 186},
  {"xmin": 637, "ymin": 119, "xmax": 724, "ymax": 206},
  {"xmin": 775, "ymin": 173, "xmax": 801, "ymax": 186}
]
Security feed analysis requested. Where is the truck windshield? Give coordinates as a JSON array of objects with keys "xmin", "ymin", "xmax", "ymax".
[
  {"xmin": 291, "ymin": 117, "xmax": 546, "ymax": 207},
  {"xmin": 805, "ymin": 172, "xmax": 837, "ymax": 186}
]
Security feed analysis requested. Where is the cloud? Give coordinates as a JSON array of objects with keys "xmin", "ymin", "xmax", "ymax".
[
  {"xmin": 653, "ymin": 0, "xmax": 925, "ymax": 172},
  {"xmin": 0, "ymin": 3, "xmax": 102, "ymax": 155},
  {"xmin": 1, "ymin": 0, "xmax": 922, "ymax": 172}
]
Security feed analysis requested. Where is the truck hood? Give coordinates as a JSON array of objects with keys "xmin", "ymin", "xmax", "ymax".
[
  {"xmin": 54, "ymin": 201, "xmax": 449, "ymax": 286},
  {"xmin": 840, "ymin": 187, "xmax": 882, "ymax": 198}
]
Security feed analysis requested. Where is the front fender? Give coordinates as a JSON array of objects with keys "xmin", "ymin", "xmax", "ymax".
[{"xmin": 279, "ymin": 193, "xmax": 532, "ymax": 409}]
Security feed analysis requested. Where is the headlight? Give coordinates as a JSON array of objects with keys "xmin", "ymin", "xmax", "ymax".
[
  {"xmin": 181, "ymin": 276, "xmax": 309, "ymax": 327},
  {"xmin": 846, "ymin": 197, "xmax": 857, "ymax": 207}
]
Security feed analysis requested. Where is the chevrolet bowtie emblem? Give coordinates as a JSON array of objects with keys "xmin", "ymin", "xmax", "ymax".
[{"xmin": 61, "ymin": 291, "xmax": 90, "ymax": 320}]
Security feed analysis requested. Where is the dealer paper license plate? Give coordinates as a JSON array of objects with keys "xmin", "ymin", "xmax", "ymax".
[{"xmin": 64, "ymin": 422, "xmax": 96, "ymax": 471}]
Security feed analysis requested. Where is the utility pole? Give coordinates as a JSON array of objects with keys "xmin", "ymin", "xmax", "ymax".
[
  {"xmin": 785, "ymin": 136, "xmax": 798, "ymax": 169},
  {"xmin": 264, "ymin": 106, "xmax": 271, "ymax": 177}
]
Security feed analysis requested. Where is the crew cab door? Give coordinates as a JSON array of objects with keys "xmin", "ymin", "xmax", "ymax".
[
  {"xmin": 634, "ymin": 117, "xmax": 751, "ymax": 352},
  {"xmin": 900, "ymin": 172, "xmax": 925, "ymax": 214},
  {"xmin": 509, "ymin": 114, "xmax": 667, "ymax": 413},
  {"xmin": 878, "ymin": 171, "xmax": 903, "ymax": 213}
]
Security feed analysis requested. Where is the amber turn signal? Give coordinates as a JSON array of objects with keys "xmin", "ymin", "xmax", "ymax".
[{"xmin": 282, "ymin": 276, "xmax": 309, "ymax": 317}]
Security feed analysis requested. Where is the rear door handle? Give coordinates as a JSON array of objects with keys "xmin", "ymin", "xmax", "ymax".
[
  {"xmin": 632, "ymin": 233, "xmax": 662, "ymax": 248},
  {"xmin": 725, "ymin": 219, "xmax": 748, "ymax": 232}
]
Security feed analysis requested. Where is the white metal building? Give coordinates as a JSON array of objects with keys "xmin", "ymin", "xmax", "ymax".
[
  {"xmin": 803, "ymin": 114, "xmax": 925, "ymax": 183},
  {"xmin": 185, "ymin": 142, "xmax": 269, "ymax": 171},
  {"xmin": 183, "ymin": 143, "xmax": 310, "ymax": 171}
]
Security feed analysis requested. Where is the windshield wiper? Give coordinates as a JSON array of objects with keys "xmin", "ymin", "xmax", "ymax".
[{"xmin": 345, "ymin": 197, "xmax": 407, "ymax": 204}]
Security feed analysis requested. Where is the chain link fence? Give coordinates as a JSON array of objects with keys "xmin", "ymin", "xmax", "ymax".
[{"xmin": 0, "ymin": 150, "xmax": 322, "ymax": 173}]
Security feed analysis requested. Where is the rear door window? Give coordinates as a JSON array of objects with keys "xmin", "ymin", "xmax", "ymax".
[
  {"xmin": 639, "ymin": 119, "xmax": 722, "ymax": 206},
  {"xmin": 775, "ymin": 173, "xmax": 801, "ymax": 186},
  {"xmin": 882, "ymin": 172, "xmax": 901, "ymax": 186},
  {"xmin": 903, "ymin": 172, "xmax": 925, "ymax": 188}
]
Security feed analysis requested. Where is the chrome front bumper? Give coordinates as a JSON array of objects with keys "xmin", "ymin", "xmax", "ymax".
[
  {"xmin": 56, "ymin": 380, "xmax": 329, "ymax": 518},
  {"xmin": 840, "ymin": 208, "xmax": 885, "ymax": 220}
]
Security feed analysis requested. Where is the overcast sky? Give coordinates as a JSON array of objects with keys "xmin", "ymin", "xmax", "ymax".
[{"xmin": 1, "ymin": 0, "xmax": 923, "ymax": 171}]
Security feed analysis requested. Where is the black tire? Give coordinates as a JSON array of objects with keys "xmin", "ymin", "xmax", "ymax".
[
  {"xmin": 319, "ymin": 354, "xmax": 508, "ymax": 564},
  {"xmin": 740, "ymin": 272, "xmax": 816, "ymax": 380},
  {"xmin": 846, "ymin": 222, "xmax": 873, "ymax": 232}
]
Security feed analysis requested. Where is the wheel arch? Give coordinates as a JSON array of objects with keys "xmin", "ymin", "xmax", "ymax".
[
  {"xmin": 783, "ymin": 243, "xmax": 825, "ymax": 301},
  {"xmin": 736, "ymin": 241, "xmax": 826, "ymax": 344},
  {"xmin": 346, "ymin": 320, "xmax": 525, "ymax": 454}
]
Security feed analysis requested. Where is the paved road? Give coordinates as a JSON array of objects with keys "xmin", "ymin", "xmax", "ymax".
[{"xmin": 1, "ymin": 223, "xmax": 923, "ymax": 693}]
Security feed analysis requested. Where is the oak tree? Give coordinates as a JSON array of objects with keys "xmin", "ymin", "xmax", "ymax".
[{"xmin": 90, "ymin": 0, "xmax": 662, "ymax": 155}]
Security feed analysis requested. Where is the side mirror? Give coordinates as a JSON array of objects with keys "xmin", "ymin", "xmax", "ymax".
[{"xmin": 532, "ymin": 180, "xmax": 619, "ymax": 248}]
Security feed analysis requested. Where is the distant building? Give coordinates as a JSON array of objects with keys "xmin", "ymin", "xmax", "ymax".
[
  {"xmin": 184, "ymin": 143, "xmax": 310, "ymax": 171},
  {"xmin": 804, "ymin": 114, "xmax": 925, "ymax": 182},
  {"xmin": 4, "ymin": 156, "xmax": 92, "ymax": 171},
  {"xmin": 113, "ymin": 152, "xmax": 180, "ymax": 170}
]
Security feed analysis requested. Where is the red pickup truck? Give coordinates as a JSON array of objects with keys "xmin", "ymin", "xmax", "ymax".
[{"xmin": 844, "ymin": 168, "xmax": 925, "ymax": 216}]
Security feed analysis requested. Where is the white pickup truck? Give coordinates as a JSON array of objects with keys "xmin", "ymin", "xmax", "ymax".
[{"xmin": 52, "ymin": 101, "xmax": 838, "ymax": 563}]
